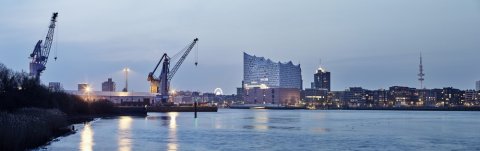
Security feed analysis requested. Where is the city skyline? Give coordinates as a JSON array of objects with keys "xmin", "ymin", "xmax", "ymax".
[{"xmin": 1, "ymin": 0, "xmax": 479, "ymax": 94}]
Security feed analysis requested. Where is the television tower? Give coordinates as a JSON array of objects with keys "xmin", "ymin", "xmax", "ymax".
[{"xmin": 418, "ymin": 53, "xmax": 425, "ymax": 89}]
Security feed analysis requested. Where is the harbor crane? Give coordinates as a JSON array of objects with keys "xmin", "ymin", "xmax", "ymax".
[
  {"xmin": 29, "ymin": 12, "xmax": 58, "ymax": 81},
  {"xmin": 148, "ymin": 38, "xmax": 199, "ymax": 104}
]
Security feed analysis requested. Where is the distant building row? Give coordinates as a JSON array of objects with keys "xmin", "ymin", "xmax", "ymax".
[{"xmin": 303, "ymin": 86, "xmax": 480, "ymax": 108}]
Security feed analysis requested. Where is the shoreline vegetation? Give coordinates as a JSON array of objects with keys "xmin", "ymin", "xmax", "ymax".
[
  {"xmin": 0, "ymin": 63, "xmax": 145, "ymax": 150},
  {"xmin": 0, "ymin": 108, "xmax": 70, "ymax": 150}
]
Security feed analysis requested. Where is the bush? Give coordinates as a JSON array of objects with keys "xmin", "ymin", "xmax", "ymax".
[{"xmin": 0, "ymin": 108, "xmax": 68, "ymax": 150}]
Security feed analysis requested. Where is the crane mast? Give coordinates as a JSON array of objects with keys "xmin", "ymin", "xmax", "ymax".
[
  {"xmin": 147, "ymin": 38, "xmax": 198, "ymax": 104},
  {"xmin": 29, "ymin": 12, "xmax": 58, "ymax": 81}
]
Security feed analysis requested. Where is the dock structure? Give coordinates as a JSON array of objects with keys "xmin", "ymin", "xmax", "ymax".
[
  {"xmin": 229, "ymin": 104, "xmax": 306, "ymax": 110},
  {"xmin": 147, "ymin": 106, "xmax": 218, "ymax": 112},
  {"xmin": 66, "ymin": 90, "xmax": 155, "ymax": 106}
]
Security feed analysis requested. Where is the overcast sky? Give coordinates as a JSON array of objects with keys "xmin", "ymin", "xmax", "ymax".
[{"xmin": 1, "ymin": 0, "xmax": 479, "ymax": 94}]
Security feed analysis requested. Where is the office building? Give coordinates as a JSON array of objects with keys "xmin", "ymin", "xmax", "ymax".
[
  {"xmin": 48, "ymin": 82, "xmax": 62, "ymax": 91},
  {"xmin": 102, "ymin": 78, "xmax": 116, "ymax": 92},
  {"xmin": 441, "ymin": 87, "xmax": 463, "ymax": 106},
  {"xmin": 78, "ymin": 83, "xmax": 90, "ymax": 92},
  {"xmin": 388, "ymin": 86, "xmax": 417, "ymax": 106},
  {"xmin": 463, "ymin": 90, "xmax": 476, "ymax": 104},
  {"xmin": 343, "ymin": 87, "xmax": 367, "ymax": 107},
  {"xmin": 303, "ymin": 88, "xmax": 328, "ymax": 102},
  {"xmin": 476, "ymin": 80, "xmax": 480, "ymax": 91},
  {"xmin": 313, "ymin": 66, "xmax": 330, "ymax": 91}
]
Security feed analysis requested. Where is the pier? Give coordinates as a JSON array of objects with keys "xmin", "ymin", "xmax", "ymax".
[{"xmin": 147, "ymin": 106, "xmax": 218, "ymax": 112}]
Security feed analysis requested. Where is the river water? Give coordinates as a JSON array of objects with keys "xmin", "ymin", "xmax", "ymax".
[{"xmin": 40, "ymin": 109, "xmax": 480, "ymax": 151}]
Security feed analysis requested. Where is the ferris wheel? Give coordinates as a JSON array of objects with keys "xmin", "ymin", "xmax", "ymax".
[{"xmin": 214, "ymin": 88, "xmax": 223, "ymax": 95}]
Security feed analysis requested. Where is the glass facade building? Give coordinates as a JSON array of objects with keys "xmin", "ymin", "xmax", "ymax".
[{"xmin": 243, "ymin": 52, "xmax": 302, "ymax": 89}]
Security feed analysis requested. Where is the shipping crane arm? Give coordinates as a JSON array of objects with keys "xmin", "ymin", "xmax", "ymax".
[
  {"xmin": 41, "ymin": 12, "xmax": 58, "ymax": 65},
  {"xmin": 167, "ymin": 38, "xmax": 198, "ymax": 80}
]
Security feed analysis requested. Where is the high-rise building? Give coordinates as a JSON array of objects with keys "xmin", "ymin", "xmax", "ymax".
[
  {"xmin": 243, "ymin": 52, "xmax": 302, "ymax": 89},
  {"xmin": 102, "ymin": 78, "xmax": 116, "ymax": 92},
  {"xmin": 313, "ymin": 67, "xmax": 330, "ymax": 91},
  {"xmin": 476, "ymin": 80, "xmax": 480, "ymax": 91},
  {"xmin": 78, "ymin": 83, "xmax": 91, "ymax": 92},
  {"xmin": 48, "ymin": 82, "xmax": 62, "ymax": 91}
]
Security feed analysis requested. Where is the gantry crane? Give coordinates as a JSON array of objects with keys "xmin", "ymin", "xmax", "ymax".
[
  {"xmin": 148, "ymin": 38, "xmax": 199, "ymax": 104},
  {"xmin": 29, "ymin": 12, "xmax": 58, "ymax": 81}
]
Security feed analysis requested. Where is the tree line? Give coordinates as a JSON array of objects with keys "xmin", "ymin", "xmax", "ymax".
[{"xmin": 0, "ymin": 63, "xmax": 115, "ymax": 115}]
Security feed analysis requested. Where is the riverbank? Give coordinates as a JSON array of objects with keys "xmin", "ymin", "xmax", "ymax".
[
  {"xmin": 0, "ymin": 106, "xmax": 148, "ymax": 151},
  {"xmin": 68, "ymin": 106, "xmax": 147, "ymax": 123},
  {"xmin": 0, "ymin": 108, "xmax": 71, "ymax": 151}
]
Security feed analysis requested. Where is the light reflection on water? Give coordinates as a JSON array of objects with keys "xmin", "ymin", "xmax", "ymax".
[
  {"xmin": 80, "ymin": 123, "xmax": 94, "ymax": 151},
  {"xmin": 118, "ymin": 116, "xmax": 133, "ymax": 151},
  {"xmin": 167, "ymin": 112, "xmax": 178, "ymax": 151},
  {"xmin": 253, "ymin": 110, "xmax": 269, "ymax": 131}
]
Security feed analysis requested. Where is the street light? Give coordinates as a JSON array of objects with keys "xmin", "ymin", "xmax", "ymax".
[
  {"xmin": 85, "ymin": 86, "xmax": 91, "ymax": 92},
  {"xmin": 85, "ymin": 85, "xmax": 91, "ymax": 101},
  {"xmin": 170, "ymin": 89, "xmax": 176, "ymax": 103},
  {"xmin": 123, "ymin": 67, "xmax": 129, "ymax": 92}
]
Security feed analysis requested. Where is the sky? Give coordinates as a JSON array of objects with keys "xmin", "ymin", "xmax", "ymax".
[{"xmin": 0, "ymin": 0, "xmax": 479, "ymax": 94}]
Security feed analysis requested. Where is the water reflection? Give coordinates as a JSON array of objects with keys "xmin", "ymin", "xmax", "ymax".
[
  {"xmin": 118, "ymin": 116, "xmax": 133, "ymax": 151},
  {"xmin": 80, "ymin": 123, "xmax": 94, "ymax": 151},
  {"xmin": 167, "ymin": 112, "xmax": 179, "ymax": 151},
  {"xmin": 253, "ymin": 110, "xmax": 269, "ymax": 131},
  {"xmin": 194, "ymin": 118, "xmax": 198, "ymax": 128},
  {"xmin": 311, "ymin": 128, "xmax": 331, "ymax": 133},
  {"xmin": 168, "ymin": 112, "xmax": 178, "ymax": 129},
  {"xmin": 214, "ymin": 117, "xmax": 223, "ymax": 129}
]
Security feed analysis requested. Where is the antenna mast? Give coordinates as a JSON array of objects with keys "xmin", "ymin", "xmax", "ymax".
[{"xmin": 418, "ymin": 53, "xmax": 425, "ymax": 89}]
